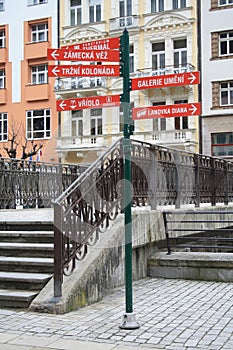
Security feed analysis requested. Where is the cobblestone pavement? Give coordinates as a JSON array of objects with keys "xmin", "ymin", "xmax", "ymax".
[{"xmin": 0, "ymin": 278, "xmax": 233, "ymax": 350}]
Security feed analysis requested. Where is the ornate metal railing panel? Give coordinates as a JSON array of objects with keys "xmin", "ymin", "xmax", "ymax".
[
  {"xmin": 0, "ymin": 157, "xmax": 87, "ymax": 209},
  {"xmin": 53, "ymin": 138, "xmax": 233, "ymax": 296}
]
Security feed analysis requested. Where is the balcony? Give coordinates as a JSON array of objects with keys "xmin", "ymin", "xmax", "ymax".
[
  {"xmin": 109, "ymin": 15, "xmax": 140, "ymax": 32},
  {"xmin": 142, "ymin": 129, "xmax": 197, "ymax": 151},
  {"xmin": 0, "ymin": 48, "xmax": 7, "ymax": 63},
  {"xmin": 0, "ymin": 88, "xmax": 6, "ymax": 104},
  {"xmin": 57, "ymin": 135, "xmax": 108, "ymax": 153},
  {"xmin": 54, "ymin": 77, "xmax": 108, "ymax": 97},
  {"xmin": 133, "ymin": 63, "xmax": 195, "ymax": 78},
  {"xmin": 25, "ymin": 83, "xmax": 49, "ymax": 101},
  {"xmin": 25, "ymin": 41, "xmax": 49, "ymax": 59}
]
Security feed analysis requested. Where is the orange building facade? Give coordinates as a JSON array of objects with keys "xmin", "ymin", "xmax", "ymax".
[{"xmin": 0, "ymin": 0, "xmax": 58, "ymax": 162}]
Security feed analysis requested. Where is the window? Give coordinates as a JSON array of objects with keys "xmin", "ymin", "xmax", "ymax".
[
  {"xmin": 173, "ymin": 0, "xmax": 186, "ymax": 9},
  {"xmin": 153, "ymin": 102, "xmax": 166, "ymax": 131},
  {"xmin": 72, "ymin": 110, "xmax": 83, "ymax": 137},
  {"xmin": 89, "ymin": 0, "xmax": 101, "ymax": 23},
  {"xmin": 28, "ymin": 0, "xmax": 48, "ymax": 5},
  {"xmin": 129, "ymin": 44, "xmax": 134, "ymax": 73},
  {"xmin": 219, "ymin": 32, "xmax": 233, "ymax": 56},
  {"xmin": 212, "ymin": 132, "xmax": 233, "ymax": 156},
  {"xmin": 0, "ymin": 69, "xmax": 5, "ymax": 88},
  {"xmin": 70, "ymin": 0, "xmax": 82, "ymax": 26},
  {"xmin": 31, "ymin": 64, "xmax": 48, "ymax": 85},
  {"xmin": 119, "ymin": 0, "xmax": 132, "ymax": 17},
  {"xmin": 219, "ymin": 0, "xmax": 233, "ymax": 5},
  {"xmin": 173, "ymin": 39, "xmax": 187, "ymax": 72},
  {"xmin": 0, "ymin": 113, "xmax": 7, "ymax": 142},
  {"xmin": 31, "ymin": 23, "xmax": 48, "ymax": 43},
  {"xmin": 174, "ymin": 100, "xmax": 188, "ymax": 130},
  {"xmin": 90, "ymin": 108, "xmax": 102, "ymax": 136},
  {"xmin": 152, "ymin": 42, "xmax": 165, "ymax": 72},
  {"xmin": 0, "ymin": 29, "xmax": 5, "ymax": 48},
  {"xmin": 220, "ymin": 82, "xmax": 233, "ymax": 105},
  {"xmin": 151, "ymin": 0, "xmax": 164, "ymax": 12},
  {"xmin": 26, "ymin": 109, "xmax": 51, "ymax": 139},
  {"xmin": 0, "ymin": 1, "xmax": 5, "ymax": 11}
]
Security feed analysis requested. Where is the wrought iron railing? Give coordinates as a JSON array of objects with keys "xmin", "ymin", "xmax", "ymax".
[
  {"xmin": 0, "ymin": 157, "xmax": 87, "ymax": 209},
  {"xmin": 53, "ymin": 138, "xmax": 233, "ymax": 295}
]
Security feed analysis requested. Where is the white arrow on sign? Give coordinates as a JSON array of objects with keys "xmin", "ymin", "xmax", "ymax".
[
  {"xmin": 189, "ymin": 104, "xmax": 198, "ymax": 115},
  {"xmin": 51, "ymin": 50, "xmax": 59, "ymax": 60},
  {"xmin": 52, "ymin": 66, "xmax": 60, "ymax": 77},
  {"xmin": 59, "ymin": 100, "xmax": 67, "ymax": 110},
  {"xmin": 187, "ymin": 73, "xmax": 196, "ymax": 84}
]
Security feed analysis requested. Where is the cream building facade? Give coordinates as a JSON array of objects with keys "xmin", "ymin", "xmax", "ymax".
[{"xmin": 56, "ymin": 0, "xmax": 199, "ymax": 164}]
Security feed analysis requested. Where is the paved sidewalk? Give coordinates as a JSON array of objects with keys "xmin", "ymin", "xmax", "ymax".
[{"xmin": 0, "ymin": 278, "xmax": 232, "ymax": 350}]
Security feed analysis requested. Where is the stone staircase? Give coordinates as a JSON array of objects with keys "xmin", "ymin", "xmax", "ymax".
[{"xmin": 0, "ymin": 221, "xmax": 54, "ymax": 308}]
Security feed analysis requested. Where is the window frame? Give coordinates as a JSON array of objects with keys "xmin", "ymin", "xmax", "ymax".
[
  {"xmin": 172, "ymin": 0, "xmax": 186, "ymax": 9},
  {"xmin": 151, "ymin": 0, "xmax": 164, "ymax": 13},
  {"xmin": 119, "ymin": 0, "xmax": 132, "ymax": 17},
  {"xmin": 31, "ymin": 64, "xmax": 48, "ymax": 85},
  {"xmin": 219, "ymin": 31, "xmax": 233, "ymax": 56},
  {"xmin": 26, "ymin": 109, "xmax": 51, "ymax": 140},
  {"xmin": 152, "ymin": 101, "xmax": 166, "ymax": 131},
  {"xmin": 0, "ymin": 1, "xmax": 5, "ymax": 11},
  {"xmin": 0, "ymin": 69, "xmax": 5, "ymax": 89},
  {"xmin": 71, "ymin": 110, "xmax": 83, "ymax": 137},
  {"xmin": 211, "ymin": 132, "xmax": 233, "ymax": 157},
  {"xmin": 0, "ymin": 29, "xmax": 5, "ymax": 48},
  {"xmin": 70, "ymin": 0, "xmax": 82, "ymax": 26},
  {"xmin": 220, "ymin": 81, "xmax": 233, "ymax": 106},
  {"xmin": 152, "ymin": 42, "xmax": 166, "ymax": 71},
  {"xmin": 174, "ymin": 99, "xmax": 188, "ymax": 130},
  {"xmin": 89, "ymin": 1, "xmax": 101, "ymax": 23},
  {"xmin": 218, "ymin": 0, "xmax": 233, "ymax": 6},
  {"xmin": 0, "ymin": 112, "xmax": 7, "ymax": 142},
  {"xmin": 28, "ymin": 0, "xmax": 48, "ymax": 6},
  {"xmin": 31, "ymin": 22, "xmax": 48, "ymax": 43},
  {"xmin": 173, "ymin": 38, "xmax": 187, "ymax": 72}
]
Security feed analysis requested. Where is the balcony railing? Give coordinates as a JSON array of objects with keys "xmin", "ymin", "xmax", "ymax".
[
  {"xmin": 54, "ymin": 76, "xmax": 107, "ymax": 92},
  {"xmin": 133, "ymin": 63, "xmax": 195, "ymax": 78},
  {"xmin": 143, "ymin": 129, "xmax": 197, "ymax": 144}
]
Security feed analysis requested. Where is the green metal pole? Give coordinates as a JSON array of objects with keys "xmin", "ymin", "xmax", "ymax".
[{"xmin": 119, "ymin": 28, "xmax": 139, "ymax": 330}]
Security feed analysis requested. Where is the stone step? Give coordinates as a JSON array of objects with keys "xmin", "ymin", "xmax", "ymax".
[
  {"xmin": 0, "ymin": 256, "xmax": 53, "ymax": 273},
  {"xmin": 0, "ymin": 289, "xmax": 39, "ymax": 308},
  {"xmin": 148, "ymin": 251, "xmax": 233, "ymax": 282},
  {"xmin": 0, "ymin": 271, "xmax": 52, "ymax": 290},
  {"xmin": 0, "ymin": 230, "xmax": 54, "ymax": 243},
  {"xmin": 0, "ymin": 242, "xmax": 54, "ymax": 258}
]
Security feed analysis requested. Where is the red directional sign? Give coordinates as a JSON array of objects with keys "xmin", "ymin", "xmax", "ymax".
[
  {"xmin": 131, "ymin": 71, "xmax": 200, "ymax": 91},
  {"xmin": 62, "ymin": 37, "xmax": 120, "ymax": 50},
  {"xmin": 48, "ymin": 64, "xmax": 120, "ymax": 77},
  {"xmin": 57, "ymin": 95, "xmax": 121, "ymax": 111},
  {"xmin": 47, "ymin": 48, "xmax": 120, "ymax": 62},
  {"xmin": 132, "ymin": 102, "xmax": 201, "ymax": 120}
]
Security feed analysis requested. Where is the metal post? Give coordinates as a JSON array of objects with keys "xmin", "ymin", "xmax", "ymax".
[
  {"xmin": 54, "ymin": 202, "xmax": 63, "ymax": 298},
  {"xmin": 119, "ymin": 29, "xmax": 139, "ymax": 330}
]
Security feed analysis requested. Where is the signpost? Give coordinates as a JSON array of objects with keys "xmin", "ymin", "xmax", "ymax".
[
  {"xmin": 62, "ymin": 37, "xmax": 120, "ymax": 50},
  {"xmin": 49, "ymin": 32, "xmax": 201, "ymax": 331},
  {"xmin": 47, "ymin": 48, "xmax": 120, "ymax": 62},
  {"xmin": 56, "ymin": 95, "xmax": 121, "ymax": 111},
  {"xmin": 132, "ymin": 102, "xmax": 201, "ymax": 120},
  {"xmin": 48, "ymin": 64, "xmax": 120, "ymax": 77},
  {"xmin": 131, "ymin": 71, "xmax": 200, "ymax": 91}
]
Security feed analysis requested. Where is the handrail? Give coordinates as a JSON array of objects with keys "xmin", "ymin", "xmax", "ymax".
[{"xmin": 53, "ymin": 137, "xmax": 233, "ymax": 296}]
